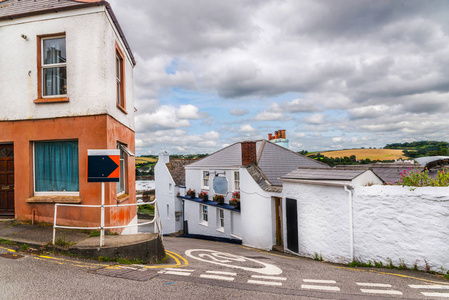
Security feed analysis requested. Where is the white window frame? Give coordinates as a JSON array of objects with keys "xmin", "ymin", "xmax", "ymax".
[
  {"xmin": 200, "ymin": 204, "xmax": 208, "ymax": 225},
  {"xmin": 41, "ymin": 35, "xmax": 67, "ymax": 98},
  {"xmin": 202, "ymin": 170, "xmax": 210, "ymax": 189},
  {"xmin": 217, "ymin": 208, "xmax": 224, "ymax": 232},
  {"xmin": 234, "ymin": 170, "xmax": 240, "ymax": 191},
  {"xmin": 33, "ymin": 140, "xmax": 79, "ymax": 196}
]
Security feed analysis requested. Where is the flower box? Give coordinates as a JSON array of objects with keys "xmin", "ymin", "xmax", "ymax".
[
  {"xmin": 213, "ymin": 194, "xmax": 224, "ymax": 205},
  {"xmin": 198, "ymin": 191, "xmax": 208, "ymax": 201}
]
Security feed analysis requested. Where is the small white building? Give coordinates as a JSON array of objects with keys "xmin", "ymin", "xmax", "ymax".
[
  {"xmin": 180, "ymin": 140, "xmax": 328, "ymax": 250},
  {"xmin": 281, "ymin": 168, "xmax": 383, "ymax": 262},
  {"xmin": 155, "ymin": 152, "xmax": 196, "ymax": 234}
]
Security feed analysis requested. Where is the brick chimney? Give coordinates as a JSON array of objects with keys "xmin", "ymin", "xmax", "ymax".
[
  {"xmin": 241, "ymin": 141, "xmax": 257, "ymax": 167},
  {"xmin": 268, "ymin": 133, "xmax": 273, "ymax": 140}
]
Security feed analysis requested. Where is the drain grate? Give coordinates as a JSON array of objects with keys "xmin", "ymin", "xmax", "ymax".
[
  {"xmin": 0, "ymin": 253, "xmax": 24, "ymax": 259},
  {"xmin": 91, "ymin": 267, "xmax": 158, "ymax": 282}
]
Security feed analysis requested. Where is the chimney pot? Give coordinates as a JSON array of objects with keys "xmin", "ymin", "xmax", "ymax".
[{"xmin": 268, "ymin": 133, "xmax": 273, "ymax": 140}]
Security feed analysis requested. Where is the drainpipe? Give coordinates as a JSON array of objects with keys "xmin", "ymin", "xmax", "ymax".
[{"xmin": 344, "ymin": 185, "xmax": 354, "ymax": 262}]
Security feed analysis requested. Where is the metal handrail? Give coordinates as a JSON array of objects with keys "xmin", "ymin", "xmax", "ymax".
[{"xmin": 52, "ymin": 199, "xmax": 163, "ymax": 246}]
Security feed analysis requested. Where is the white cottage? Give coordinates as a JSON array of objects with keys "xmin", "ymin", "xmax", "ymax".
[{"xmin": 181, "ymin": 140, "xmax": 329, "ymax": 250}]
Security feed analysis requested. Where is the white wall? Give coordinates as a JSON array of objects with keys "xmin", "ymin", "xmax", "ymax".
[
  {"xmin": 185, "ymin": 168, "xmax": 237, "ymax": 202},
  {"xmin": 240, "ymin": 168, "xmax": 279, "ymax": 250},
  {"xmin": 283, "ymin": 181, "xmax": 449, "ymax": 272},
  {"xmin": 0, "ymin": 6, "xmax": 134, "ymax": 130},
  {"xmin": 283, "ymin": 182, "xmax": 351, "ymax": 263},
  {"xmin": 353, "ymin": 185, "xmax": 449, "ymax": 272},
  {"xmin": 155, "ymin": 154, "xmax": 177, "ymax": 234}
]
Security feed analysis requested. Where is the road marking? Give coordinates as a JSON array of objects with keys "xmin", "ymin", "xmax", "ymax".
[
  {"xmin": 360, "ymin": 289, "xmax": 402, "ymax": 295},
  {"xmin": 410, "ymin": 285, "xmax": 449, "ymax": 290},
  {"xmin": 421, "ymin": 292, "xmax": 449, "ymax": 298},
  {"xmin": 303, "ymin": 279, "xmax": 336, "ymax": 284},
  {"xmin": 248, "ymin": 280, "xmax": 282, "ymax": 286},
  {"xmin": 185, "ymin": 249, "xmax": 282, "ymax": 275},
  {"xmin": 301, "ymin": 284, "xmax": 340, "ymax": 291},
  {"xmin": 165, "ymin": 268, "xmax": 195, "ymax": 272},
  {"xmin": 251, "ymin": 275, "xmax": 287, "ymax": 281},
  {"xmin": 357, "ymin": 282, "xmax": 392, "ymax": 288},
  {"xmin": 161, "ymin": 270, "xmax": 191, "ymax": 276},
  {"xmin": 143, "ymin": 250, "xmax": 189, "ymax": 269},
  {"xmin": 206, "ymin": 271, "xmax": 237, "ymax": 276},
  {"xmin": 200, "ymin": 274, "xmax": 235, "ymax": 281}
]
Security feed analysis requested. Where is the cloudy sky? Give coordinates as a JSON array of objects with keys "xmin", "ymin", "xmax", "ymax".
[{"xmin": 108, "ymin": 0, "xmax": 449, "ymax": 155}]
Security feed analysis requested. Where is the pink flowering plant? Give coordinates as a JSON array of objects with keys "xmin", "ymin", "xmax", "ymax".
[
  {"xmin": 198, "ymin": 191, "xmax": 208, "ymax": 198},
  {"xmin": 396, "ymin": 167, "xmax": 449, "ymax": 187},
  {"xmin": 186, "ymin": 189, "xmax": 196, "ymax": 197}
]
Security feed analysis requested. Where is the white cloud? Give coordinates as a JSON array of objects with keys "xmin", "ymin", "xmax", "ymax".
[
  {"xmin": 176, "ymin": 104, "xmax": 203, "ymax": 119},
  {"xmin": 230, "ymin": 108, "xmax": 249, "ymax": 116},
  {"xmin": 302, "ymin": 113, "xmax": 327, "ymax": 125},
  {"xmin": 239, "ymin": 124, "xmax": 256, "ymax": 132}
]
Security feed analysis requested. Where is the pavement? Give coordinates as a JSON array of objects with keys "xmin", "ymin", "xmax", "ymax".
[{"xmin": 0, "ymin": 219, "xmax": 165, "ymax": 263}]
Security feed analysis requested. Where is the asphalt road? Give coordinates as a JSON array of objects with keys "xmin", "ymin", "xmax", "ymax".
[{"xmin": 1, "ymin": 236, "xmax": 448, "ymax": 299}]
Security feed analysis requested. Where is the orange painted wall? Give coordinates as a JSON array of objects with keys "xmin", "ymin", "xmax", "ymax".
[{"xmin": 0, "ymin": 114, "xmax": 136, "ymax": 229}]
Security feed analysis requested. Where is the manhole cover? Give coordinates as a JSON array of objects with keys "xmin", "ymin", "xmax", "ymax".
[
  {"xmin": 0, "ymin": 253, "xmax": 24, "ymax": 259},
  {"xmin": 91, "ymin": 267, "xmax": 158, "ymax": 282}
]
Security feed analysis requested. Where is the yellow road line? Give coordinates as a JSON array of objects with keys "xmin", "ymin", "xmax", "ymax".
[
  {"xmin": 143, "ymin": 250, "xmax": 189, "ymax": 269},
  {"xmin": 0, "ymin": 246, "xmax": 16, "ymax": 253}
]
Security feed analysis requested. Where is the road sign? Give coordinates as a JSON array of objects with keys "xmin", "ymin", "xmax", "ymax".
[{"xmin": 87, "ymin": 149, "xmax": 120, "ymax": 182}]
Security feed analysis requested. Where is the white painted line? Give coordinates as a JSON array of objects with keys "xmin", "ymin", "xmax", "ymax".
[
  {"xmin": 251, "ymin": 275, "xmax": 287, "ymax": 281},
  {"xmin": 163, "ymin": 268, "xmax": 195, "ymax": 272},
  {"xmin": 206, "ymin": 271, "xmax": 237, "ymax": 276},
  {"xmin": 421, "ymin": 292, "xmax": 449, "ymax": 298},
  {"xmin": 164, "ymin": 271, "xmax": 191, "ymax": 276},
  {"xmin": 303, "ymin": 279, "xmax": 337, "ymax": 284},
  {"xmin": 301, "ymin": 285, "xmax": 340, "ymax": 291},
  {"xmin": 356, "ymin": 282, "xmax": 392, "ymax": 288},
  {"xmin": 410, "ymin": 285, "xmax": 449, "ymax": 290},
  {"xmin": 200, "ymin": 274, "xmax": 235, "ymax": 281},
  {"xmin": 360, "ymin": 289, "xmax": 402, "ymax": 295},
  {"xmin": 248, "ymin": 280, "xmax": 283, "ymax": 286}
]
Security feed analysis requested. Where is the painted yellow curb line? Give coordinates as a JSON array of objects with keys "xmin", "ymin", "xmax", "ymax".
[{"xmin": 143, "ymin": 250, "xmax": 189, "ymax": 269}]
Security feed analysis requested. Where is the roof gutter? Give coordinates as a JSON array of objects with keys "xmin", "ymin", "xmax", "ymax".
[{"xmin": 281, "ymin": 178, "xmax": 353, "ymax": 188}]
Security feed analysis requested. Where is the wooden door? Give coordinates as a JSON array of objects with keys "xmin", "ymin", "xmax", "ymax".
[
  {"xmin": 275, "ymin": 197, "xmax": 283, "ymax": 247},
  {"xmin": 286, "ymin": 198, "xmax": 298, "ymax": 253},
  {"xmin": 0, "ymin": 144, "xmax": 14, "ymax": 216}
]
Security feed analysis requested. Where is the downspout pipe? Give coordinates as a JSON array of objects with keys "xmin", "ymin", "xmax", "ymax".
[{"xmin": 344, "ymin": 185, "xmax": 354, "ymax": 262}]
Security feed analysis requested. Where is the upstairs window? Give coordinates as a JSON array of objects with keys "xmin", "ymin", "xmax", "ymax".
[
  {"xmin": 202, "ymin": 171, "xmax": 210, "ymax": 189},
  {"xmin": 234, "ymin": 171, "xmax": 240, "ymax": 191},
  {"xmin": 116, "ymin": 44, "xmax": 126, "ymax": 112},
  {"xmin": 117, "ymin": 143, "xmax": 126, "ymax": 195},
  {"xmin": 41, "ymin": 36, "xmax": 67, "ymax": 97}
]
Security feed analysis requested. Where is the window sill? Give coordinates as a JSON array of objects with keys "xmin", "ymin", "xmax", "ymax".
[
  {"xmin": 216, "ymin": 228, "xmax": 224, "ymax": 233},
  {"xmin": 34, "ymin": 97, "xmax": 69, "ymax": 104},
  {"xmin": 117, "ymin": 193, "xmax": 130, "ymax": 203},
  {"xmin": 200, "ymin": 222, "xmax": 208, "ymax": 227},
  {"xmin": 26, "ymin": 196, "xmax": 81, "ymax": 204},
  {"xmin": 117, "ymin": 104, "xmax": 128, "ymax": 114}
]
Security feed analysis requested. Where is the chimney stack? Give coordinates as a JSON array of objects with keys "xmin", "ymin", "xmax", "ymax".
[
  {"xmin": 268, "ymin": 133, "xmax": 273, "ymax": 140},
  {"xmin": 241, "ymin": 141, "xmax": 257, "ymax": 167}
]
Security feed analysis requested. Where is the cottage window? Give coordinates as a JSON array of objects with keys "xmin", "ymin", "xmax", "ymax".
[
  {"xmin": 234, "ymin": 171, "xmax": 240, "ymax": 191},
  {"xmin": 201, "ymin": 204, "xmax": 208, "ymax": 225},
  {"xmin": 34, "ymin": 140, "xmax": 78, "ymax": 195},
  {"xmin": 202, "ymin": 171, "xmax": 210, "ymax": 189},
  {"xmin": 218, "ymin": 209, "xmax": 224, "ymax": 231},
  {"xmin": 37, "ymin": 35, "xmax": 67, "ymax": 101},
  {"xmin": 116, "ymin": 44, "xmax": 126, "ymax": 113}
]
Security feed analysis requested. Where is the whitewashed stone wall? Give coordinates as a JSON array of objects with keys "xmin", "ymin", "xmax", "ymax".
[
  {"xmin": 354, "ymin": 186, "xmax": 449, "ymax": 272},
  {"xmin": 283, "ymin": 183, "xmax": 449, "ymax": 272}
]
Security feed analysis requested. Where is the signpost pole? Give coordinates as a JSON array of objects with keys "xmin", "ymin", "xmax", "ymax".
[{"xmin": 100, "ymin": 182, "xmax": 105, "ymax": 247}]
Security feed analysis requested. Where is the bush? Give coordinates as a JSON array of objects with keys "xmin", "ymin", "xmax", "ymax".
[{"xmin": 397, "ymin": 168, "xmax": 449, "ymax": 187}]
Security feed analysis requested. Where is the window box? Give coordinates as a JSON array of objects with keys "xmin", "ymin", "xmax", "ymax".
[
  {"xmin": 229, "ymin": 200, "xmax": 240, "ymax": 209},
  {"xmin": 198, "ymin": 191, "xmax": 208, "ymax": 201},
  {"xmin": 213, "ymin": 194, "xmax": 224, "ymax": 205},
  {"xmin": 186, "ymin": 189, "xmax": 196, "ymax": 198}
]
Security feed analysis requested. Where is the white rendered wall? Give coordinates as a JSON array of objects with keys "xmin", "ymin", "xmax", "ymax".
[
  {"xmin": 353, "ymin": 186, "xmax": 449, "ymax": 272},
  {"xmin": 283, "ymin": 182, "xmax": 351, "ymax": 263},
  {"xmin": 0, "ymin": 6, "xmax": 134, "ymax": 130},
  {"xmin": 155, "ymin": 154, "xmax": 177, "ymax": 234},
  {"xmin": 240, "ymin": 168, "xmax": 278, "ymax": 250},
  {"xmin": 185, "ymin": 168, "xmax": 237, "ymax": 202}
]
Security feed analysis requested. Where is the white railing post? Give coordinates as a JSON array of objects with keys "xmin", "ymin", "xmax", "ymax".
[
  {"xmin": 100, "ymin": 182, "xmax": 105, "ymax": 247},
  {"xmin": 52, "ymin": 204, "xmax": 58, "ymax": 245}
]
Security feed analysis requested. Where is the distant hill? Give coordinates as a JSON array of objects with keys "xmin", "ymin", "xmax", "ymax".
[{"xmin": 316, "ymin": 148, "xmax": 407, "ymax": 160}]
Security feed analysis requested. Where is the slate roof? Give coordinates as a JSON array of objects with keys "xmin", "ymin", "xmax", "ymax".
[
  {"xmin": 0, "ymin": 0, "xmax": 136, "ymax": 66},
  {"xmin": 282, "ymin": 168, "xmax": 366, "ymax": 181},
  {"xmin": 166, "ymin": 159, "xmax": 196, "ymax": 186},
  {"xmin": 187, "ymin": 140, "xmax": 329, "ymax": 191}
]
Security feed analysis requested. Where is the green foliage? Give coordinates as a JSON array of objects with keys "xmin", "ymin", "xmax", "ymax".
[
  {"xmin": 374, "ymin": 261, "xmax": 383, "ymax": 268},
  {"xmin": 98, "ymin": 256, "xmax": 143, "ymax": 264},
  {"xmin": 20, "ymin": 244, "xmax": 29, "ymax": 251},
  {"xmin": 138, "ymin": 204, "xmax": 154, "ymax": 215},
  {"xmin": 385, "ymin": 141, "xmax": 449, "ymax": 158},
  {"xmin": 54, "ymin": 234, "xmax": 75, "ymax": 248},
  {"xmin": 397, "ymin": 168, "xmax": 449, "ymax": 187},
  {"xmin": 0, "ymin": 239, "xmax": 16, "ymax": 245},
  {"xmin": 313, "ymin": 252, "xmax": 323, "ymax": 261},
  {"xmin": 307, "ymin": 153, "xmax": 393, "ymax": 167},
  {"xmin": 89, "ymin": 230, "xmax": 100, "ymax": 237}
]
